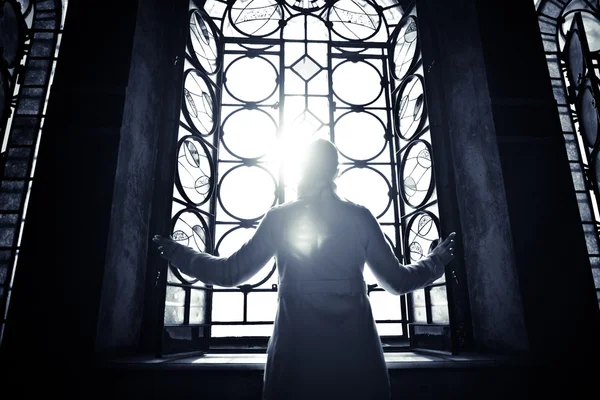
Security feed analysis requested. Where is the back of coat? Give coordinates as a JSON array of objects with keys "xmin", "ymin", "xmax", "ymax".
[{"xmin": 262, "ymin": 197, "xmax": 391, "ymax": 400}]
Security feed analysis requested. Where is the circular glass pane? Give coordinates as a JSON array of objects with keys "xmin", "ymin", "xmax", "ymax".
[
  {"xmin": 335, "ymin": 111, "xmax": 386, "ymax": 161},
  {"xmin": 216, "ymin": 226, "xmax": 275, "ymax": 286},
  {"xmin": 222, "ymin": 108, "xmax": 278, "ymax": 159},
  {"xmin": 406, "ymin": 212, "xmax": 439, "ymax": 263},
  {"xmin": 578, "ymin": 81, "xmax": 599, "ymax": 148},
  {"xmin": 224, "ymin": 56, "xmax": 279, "ymax": 103},
  {"xmin": 219, "ymin": 165, "xmax": 277, "ymax": 220},
  {"xmin": 183, "ymin": 70, "xmax": 216, "ymax": 136},
  {"xmin": 230, "ymin": 0, "xmax": 283, "ymax": 37},
  {"xmin": 401, "ymin": 140, "xmax": 434, "ymax": 208},
  {"xmin": 395, "ymin": 74, "xmax": 426, "ymax": 140},
  {"xmin": 327, "ymin": 0, "xmax": 382, "ymax": 41},
  {"xmin": 566, "ymin": 27, "xmax": 585, "ymax": 89},
  {"xmin": 189, "ymin": 10, "xmax": 220, "ymax": 74},
  {"xmin": 171, "ymin": 210, "xmax": 211, "ymax": 283},
  {"xmin": 332, "ymin": 60, "xmax": 382, "ymax": 106},
  {"xmin": 337, "ymin": 167, "xmax": 391, "ymax": 218},
  {"xmin": 392, "ymin": 16, "xmax": 418, "ymax": 80},
  {"xmin": 176, "ymin": 136, "xmax": 214, "ymax": 205}
]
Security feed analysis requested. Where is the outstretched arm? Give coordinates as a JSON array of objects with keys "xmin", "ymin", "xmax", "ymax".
[
  {"xmin": 153, "ymin": 210, "xmax": 278, "ymax": 287},
  {"xmin": 363, "ymin": 208, "xmax": 456, "ymax": 295}
]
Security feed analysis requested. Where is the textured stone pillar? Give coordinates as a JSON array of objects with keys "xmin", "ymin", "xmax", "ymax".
[
  {"xmin": 418, "ymin": 0, "xmax": 529, "ymax": 354},
  {"xmin": 94, "ymin": 0, "xmax": 188, "ymax": 356},
  {"xmin": 418, "ymin": 0, "xmax": 600, "ymax": 361}
]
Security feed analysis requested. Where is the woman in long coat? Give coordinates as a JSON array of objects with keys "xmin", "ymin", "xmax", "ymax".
[{"xmin": 154, "ymin": 139, "xmax": 456, "ymax": 400}]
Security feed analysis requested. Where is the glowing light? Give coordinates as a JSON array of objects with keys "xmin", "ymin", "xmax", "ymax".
[
  {"xmin": 285, "ymin": 206, "xmax": 331, "ymax": 259},
  {"xmin": 266, "ymin": 119, "xmax": 327, "ymax": 201}
]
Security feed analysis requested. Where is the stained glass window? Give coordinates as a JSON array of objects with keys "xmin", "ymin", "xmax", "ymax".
[
  {"xmin": 0, "ymin": 0, "xmax": 68, "ymax": 346},
  {"xmin": 536, "ymin": 0, "xmax": 600, "ymax": 308},
  {"xmin": 164, "ymin": 0, "xmax": 450, "ymax": 347}
]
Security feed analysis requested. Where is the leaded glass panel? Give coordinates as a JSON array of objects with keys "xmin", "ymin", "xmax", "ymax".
[
  {"xmin": 165, "ymin": 0, "xmax": 450, "ymax": 346},
  {"xmin": 0, "ymin": 0, "xmax": 68, "ymax": 348},
  {"xmin": 536, "ymin": 0, "xmax": 600, "ymax": 308}
]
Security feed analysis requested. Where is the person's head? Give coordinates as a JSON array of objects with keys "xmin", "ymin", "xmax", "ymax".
[{"xmin": 297, "ymin": 139, "xmax": 340, "ymax": 199}]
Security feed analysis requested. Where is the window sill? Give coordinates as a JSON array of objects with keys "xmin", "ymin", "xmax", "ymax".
[{"xmin": 102, "ymin": 351, "xmax": 529, "ymax": 371}]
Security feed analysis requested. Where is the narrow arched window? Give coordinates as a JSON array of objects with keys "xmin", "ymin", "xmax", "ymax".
[
  {"xmin": 536, "ymin": 0, "xmax": 600, "ymax": 308},
  {"xmin": 161, "ymin": 0, "xmax": 451, "ymax": 353},
  {"xmin": 0, "ymin": 0, "xmax": 68, "ymax": 346}
]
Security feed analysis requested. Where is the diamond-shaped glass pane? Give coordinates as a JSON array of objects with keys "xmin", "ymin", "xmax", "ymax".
[{"xmin": 291, "ymin": 56, "xmax": 321, "ymax": 81}]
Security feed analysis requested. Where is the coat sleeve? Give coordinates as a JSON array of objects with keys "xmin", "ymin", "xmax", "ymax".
[
  {"xmin": 362, "ymin": 208, "xmax": 444, "ymax": 295},
  {"xmin": 168, "ymin": 209, "xmax": 278, "ymax": 287}
]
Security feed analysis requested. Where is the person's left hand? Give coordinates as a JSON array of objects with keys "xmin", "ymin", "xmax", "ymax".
[{"xmin": 152, "ymin": 235, "xmax": 180, "ymax": 260}]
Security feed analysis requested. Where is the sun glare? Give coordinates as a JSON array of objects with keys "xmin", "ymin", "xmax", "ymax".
[{"xmin": 266, "ymin": 124, "xmax": 325, "ymax": 202}]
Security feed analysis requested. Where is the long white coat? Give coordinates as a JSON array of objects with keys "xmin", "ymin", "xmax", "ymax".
[{"xmin": 169, "ymin": 196, "xmax": 444, "ymax": 400}]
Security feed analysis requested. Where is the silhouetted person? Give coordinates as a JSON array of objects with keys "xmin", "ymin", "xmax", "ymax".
[{"xmin": 154, "ymin": 139, "xmax": 456, "ymax": 400}]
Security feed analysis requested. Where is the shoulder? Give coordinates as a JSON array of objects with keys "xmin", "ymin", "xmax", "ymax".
[
  {"xmin": 337, "ymin": 198, "xmax": 372, "ymax": 218},
  {"xmin": 262, "ymin": 201, "xmax": 303, "ymax": 222},
  {"xmin": 268, "ymin": 201, "xmax": 302, "ymax": 214}
]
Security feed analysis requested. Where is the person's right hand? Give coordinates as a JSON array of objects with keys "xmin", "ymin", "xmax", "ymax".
[{"xmin": 429, "ymin": 232, "xmax": 457, "ymax": 265}]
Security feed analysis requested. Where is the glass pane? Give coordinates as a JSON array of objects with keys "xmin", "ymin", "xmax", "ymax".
[
  {"xmin": 400, "ymin": 140, "xmax": 434, "ymax": 208},
  {"xmin": 412, "ymin": 289, "xmax": 427, "ymax": 322},
  {"xmin": 430, "ymin": 286, "xmax": 448, "ymax": 306},
  {"xmin": 376, "ymin": 323, "xmax": 403, "ymax": 336},
  {"xmin": 212, "ymin": 292, "xmax": 244, "ymax": 322},
  {"xmin": 229, "ymin": 0, "xmax": 282, "ymax": 37},
  {"xmin": 327, "ymin": 0, "xmax": 382, "ymax": 41},
  {"xmin": 337, "ymin": 167, "xmax": 391, "ymax": 218},
  {"xmin": 332, "ymin": 60, "xmax": 383, "ymax": 106},
  {"xmin": 431, "ymin": 305, "xmax": 450, "ymax": 324},
  {"xmin": 211, "ymin": 324, "xmax": 274, "ymax": 337},
  {"xmin": 219, "ymin": 165, "xmax": 277, "ymax": 220},
  {"xmin": 8, "ymin": 116, "xmax": 38, "ymax": 146},
  {"xmin": 16, "ymin": 87, "xmax": 43, "ymax": 115},
  {"xmin": 224, "ymin": 56, "xmax": 279, "ymax": 103},
  {"xmin": 164, "ymin": 286, "xmax": 186, "ymax": 325},
  {"xmin": 0, "ymin": 180, "xmax": 26, "ymax": 211},
  {"xmin": 222, "ymin": 108, "xmax": 277, "ymax": 159},
  {"xmin": 4, "ymin": 148, "xmax": 30, "ymax": 178},
  {"xmin": 0, "ymin": 214, "xmax": 18, "ymax": 247},
  {"xmin": 247, "ymin": 291, "xmax": 278, "ymax": 321},
  {"xmin": 23, "ymin": 59, "xmax": 51, "ymax": 86},
  {"xmin": 183, "ymin": 70, "xmax": 216, "ymax": 135},
  {"xmin": 412, "ymin": 289, "xmax": 426, "ymax": 306},
  {"xmin": 176, "ymin": 137, "xmax": 213, "ymax": 205},
  {"xmin": 335, "ymin": 111, "xmax": 387, "ymax": 161},
  {"xmin": 412, "ymin": 306, "xmax": 427, "ymax": 323},
  {"xmin": 0, "ymin": 250, "xmax": 10, "ymax": 285},
  {"xmin": 189, "ymin": 288, "xmax": 208, "ymax": 324},
  {"xmin": 370, "ymin": 290, "xmax": 402, "ymax": 321}
]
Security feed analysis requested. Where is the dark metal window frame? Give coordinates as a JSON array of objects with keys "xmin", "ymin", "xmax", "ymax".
[{"xmin": 154, "ymin": 0, "xmax": 469, "ymax": 356}]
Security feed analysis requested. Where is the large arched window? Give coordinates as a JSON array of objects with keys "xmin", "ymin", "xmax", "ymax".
[
  {"xmin": 160, "ymin": 0, "xmax": 451, "ymax": 353},
  {"xmin": 535, "ymin": 0, "xmax": 600, "ymax": 308},
  {"xmin": 0, "ymin": 0, "xmax": 67, "ymax": 346}
]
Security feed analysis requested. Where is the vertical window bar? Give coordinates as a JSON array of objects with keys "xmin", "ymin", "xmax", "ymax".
[{"xmin": 424, "ymin": 286, "xmax": 433, "ymax": 324}]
